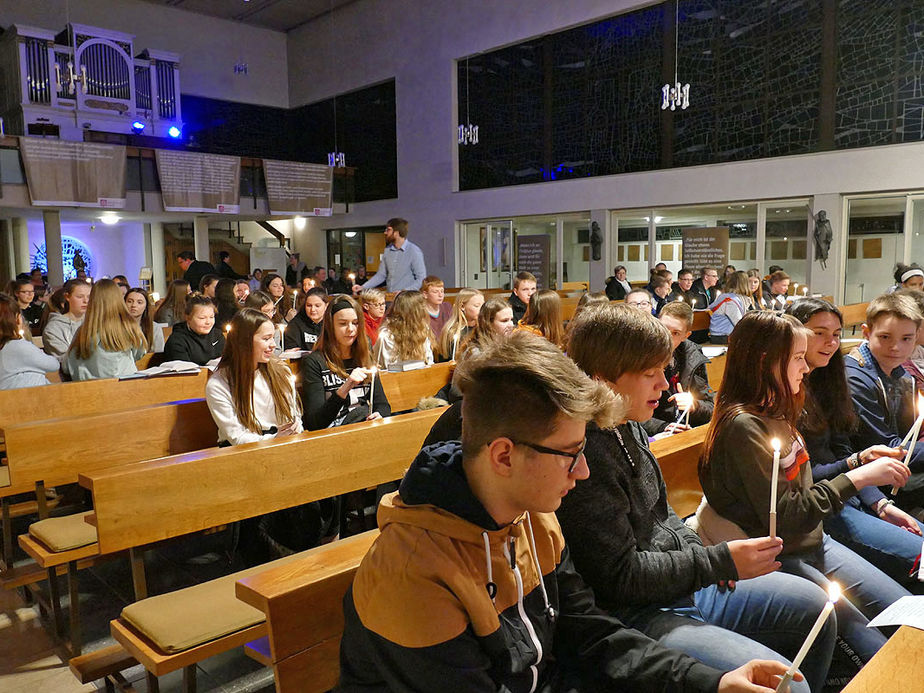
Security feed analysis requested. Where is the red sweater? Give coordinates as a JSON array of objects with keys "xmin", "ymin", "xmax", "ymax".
[{"xmin": 364, "ymin": 311, "xmax": 384, "ymax": 345}]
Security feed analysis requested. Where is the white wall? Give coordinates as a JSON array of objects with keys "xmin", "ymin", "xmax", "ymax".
[
  {"xmin": 285, "ymin": 0, "xmax": 924, "ymax": 297},
  {"xmin": 26, "ymin": 219, "xmax": 146, "ymax": 282},
  {"xmin": 0, "ymin": 0, "xmax": 289, "ymax": 108}
]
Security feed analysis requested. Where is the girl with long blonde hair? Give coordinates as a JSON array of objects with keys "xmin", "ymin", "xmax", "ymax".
[
  {"xmin": 375, "ymin": 291, "xmax": 436, "ymax": 367},
  {"xmin": 439, "ymin": 288, "xmax": 484, "ymax": 360},
  {"xmin": 66, "ymin": 279, "xmax": 146, "ymax": 380},
  {"xmin": 514, "ymin": 289, "xmax": 564, "ymax": 348}
]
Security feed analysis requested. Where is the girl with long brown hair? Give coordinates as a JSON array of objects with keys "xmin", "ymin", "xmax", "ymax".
[
  {"xmin": 746, "ymin": 269, "xmax": 767, "ymax": 311},
  {"xmin": 153, "ymin": 279, "xmax": 190, "ymax": 326},
  {"xmin": 261, "ymin": 273, "xmax": 295, "ymax": 325},
  {"xmin": 375, "ymin": 290, "xmax": 436, "ymax": 367},
  {"xmin": 66, "ymin": 279, "xmax": 146, "ymax": 380},
  {"xmin": 301, "ymin": 295, "xmax": 390, "ymax": 429},
  {"xmin": 125, "ymin": 288, "xmax": 166, "ymax": 353},
  {"xmin": 43, "ymin": 278, "xmax": 91, "ymax": 362},
  {"xmin": 456, "ymin": 295, "xmax": 514, "ymax": 359},
  {"xmin": 698, "ymin": 310, "xmax": 911, "ymax": 668},
  {"xmin": 205, "ymin": 308, "xmax": 301, "ymax": 445},
  {"xmin": 514, "ymin": 289, "xmax": 564, "ymax": 347},
  {"xmin": 0, "ymin": 293, "xmax": 59, "ymax": 389},
  {"xmin": 439, "ymin": 288, "xmax": 484, "ymax": 360}
]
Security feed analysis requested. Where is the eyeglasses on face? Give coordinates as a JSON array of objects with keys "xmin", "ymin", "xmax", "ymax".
[
  {"xmin": 627, "ymin": 300, "xmax": 651, "ymax": 308},
  {"xmin": 512, "ymin": 438, "xmax": 587, "ymax": 473}
]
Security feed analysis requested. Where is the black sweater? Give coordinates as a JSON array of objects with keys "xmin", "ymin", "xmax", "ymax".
[
  {"xmin": 284, "ymin": 311, "xmax": 323, "ymax": 351},
  {"xmin": 557, "ymin": 421, "xmax": 737, "ymax": 619},
  {"xmin": 300, "ymin": 351, "xmax": 391, "ymax": 430},
  {"xmin": 162, "ymin": 322, "xmax": 225, "ymax": 365}
]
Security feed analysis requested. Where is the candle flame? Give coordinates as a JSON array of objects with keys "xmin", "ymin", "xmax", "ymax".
[
  {"xmin": 152, "ymin": 292, "xmax": 160, "ymax": 302},
  {"xmin": 225, "ymin": 324, "xmax": 231, "ymax": 333},
  {"xmin": 827, "ymin": 582, "xmax": 841, "ymax": 603},
  {"xmin": 18, "ymin": 329, "xmax": 24, "ymax": 338},
  {"xmin": 771, "ymin": 438, "xmax": 781, "ymax": 452}
]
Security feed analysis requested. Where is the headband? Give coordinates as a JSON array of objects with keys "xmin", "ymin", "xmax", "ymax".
[
  {"xmin": 902, "ymin": 269, "xmax": 924, "ymax": 283},
  {"xmin": 329, "ymin": 298, "xmax": 356, "ymax": 316}
]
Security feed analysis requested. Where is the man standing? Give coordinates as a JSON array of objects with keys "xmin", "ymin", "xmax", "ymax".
[
  {"xmin": 339, "ymin": 332, "xmax": 795, "ymax": 692},
  {"xmin": 216, "ymin": 250, "xmax": 245, "ymax": 280},
  {"xmin": 352, "ymin": 218, "xmax": 426, "ymax": 293},
  {"xmin": 176, "ymin": 251, "xmax": 215, "ymax": 293},
  {"xmin": 286, "ymin": 253, "xmax": 308, "ymax": 287}
]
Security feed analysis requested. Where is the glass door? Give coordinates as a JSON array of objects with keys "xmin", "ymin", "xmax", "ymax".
[{"xmin": 461, "ymin": 220, "xmax": 513, "ymax": 289}]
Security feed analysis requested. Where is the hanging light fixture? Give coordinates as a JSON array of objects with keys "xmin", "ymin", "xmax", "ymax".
[
  {"xmin": 661, "ymin": 1, "xmax": 690, "ymax": 111},
  {"xmin": 458, "ymin": 56, "xmax": 479, "ymax": 145},
  {"xmin": 326, "ymin": 0, "xmax": 346, "ymax": 167}
]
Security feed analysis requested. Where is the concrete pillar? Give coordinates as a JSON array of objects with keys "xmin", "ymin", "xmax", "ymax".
[
  {"xmin": 589, "ymin": 209, "xmax": 609, "ymax": 292},
  {"xmin": 43, "ymin": 210, "xmax": 64, "ymax": 286},
  {"xmin": 0, "ymin": 219, "xmax": 13, "ymax": 287},
  {"xmin": 193, "ymin": 215, "xmax": 210, "ymax": 264},
  {"xmin": 150, "ymin": 221, "xmax": 167, "ymax": 296},
  {"xmin": 11, "ymin": 217, "xmax": 30, "ymax": 275},
  {"xmin": 808, "ymin": 194, "xmax": 842, "ymax": 303}
]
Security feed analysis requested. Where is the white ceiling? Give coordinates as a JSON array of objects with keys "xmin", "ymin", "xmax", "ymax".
[{"xmin": 140, "ymin": 0, "xmax": 356, "ymax": 33}]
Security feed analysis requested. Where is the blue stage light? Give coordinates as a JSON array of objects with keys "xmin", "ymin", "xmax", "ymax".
[
  {"xmin": 167, "ymin": 126, "xmax": 181, "ymax": 139},
  {"xmin": 131, "ymin": 121, "xmax": 145, "ymax": 133}
]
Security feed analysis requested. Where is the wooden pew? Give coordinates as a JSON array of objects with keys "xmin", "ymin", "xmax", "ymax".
[
  {"xmin": 0, "ymin": 369, "xmax": 208, "ymax": 430},
  {"xmin": 691, "ymin": 309, "xmax": 711, "ymax": 332},
  {"xmin": 234, "ymin": 423, "xmax": 709, "ymax": 693},
  {"xmin": 840, "ymin": 301, "xmax": 869, "ymax": 334},
  {"xmin": 79, "ymin": 407, "xmax": 444, "ymax": 691},
  {"xmin": 705, "ymin": 353, "xmax": 726, "ymax": 392},
  {"xmin": 842, "ymin": 626, "xmax": 924, "ymax": 692}
]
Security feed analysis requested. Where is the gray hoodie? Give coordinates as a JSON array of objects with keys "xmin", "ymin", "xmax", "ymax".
[
  {"xmin": 43, "ymin": 312, "xmax": 83, "ymax": 363},
  {"xmin": 66, "ymin": 339, "xmax": 146, "ymax": 381},
  {"xmin": 0, "ymin": 339, "xmax": 60, "ymax": 389}
]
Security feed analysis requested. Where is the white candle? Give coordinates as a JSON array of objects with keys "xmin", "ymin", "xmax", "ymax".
[
  {"xmin": 18, "ymin": 329, "xmax": 25, "ymax": 338},
  {"xmin": 802, "ymin": 286, "xmax": 808, "ymax": 296},
  {"xmin": 152, "ymin": 292, "xmax": 160, "ymax": 302},
  {"xmin": 683, "ymin": 406, "xmax": 690, "ymax": 428},
  {"xmin": 452, "ymin": 332, "xmax": 460, "ymax": 361},
  {"xmin": 224, "ymin": 324, "xmax": 231, "ymax": 335},
  {"xmin": 349, "ymin": 273, "xmax": 356, "ymax": 282},
  {"xmin": 894, "ymin": 394, "xmax": 924, "ymax": 494},
  {"xmin": 775, "ymin": 584, "xmax": 840, "ymax": 692},
  {"xmin": 769, "ymin": 438, "xmax": 781, "ymax": 538},
  {"xmin": 368, "ymin": 366, "xmax": 377, "ymax": 413}
]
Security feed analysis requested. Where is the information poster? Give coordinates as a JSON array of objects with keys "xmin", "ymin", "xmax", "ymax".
[
  {"xmin": 682, "ymin": 227, "xmax": 730, "ymax": 271},
  {"xmin": 19, "ymin": 137, "xmax": 126, "ymax": 208},
  {"xmin": 516, "ymin": 234, "xmax": 551, "ymax": 289},
  {"xmin": 155, "ymin": 150, "xmax": 241, "ymax": 213},
  {"xmin": 263, "ymin": 159, "xmax": 332, "ymax": 215}
]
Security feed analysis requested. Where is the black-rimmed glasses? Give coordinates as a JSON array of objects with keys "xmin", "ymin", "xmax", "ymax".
[{"xmin": 513, "ymin": 439, "xmax": 587, "ymax": 473}]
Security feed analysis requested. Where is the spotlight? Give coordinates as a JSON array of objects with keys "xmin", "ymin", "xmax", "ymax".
[
  {"xmin": 167, "ymin": 126, "xmax": 181, "ymax": 139},
  {"xmin": 131, "ymin": 120, "xmax": 145, "ymax": 134},
  {"xmin": 293, "ymin": 215, "xmax": 306, "ymax": 231},
  {"xmin": 100, "ymin": 212, "xmax": 120, "ymax": 225}
]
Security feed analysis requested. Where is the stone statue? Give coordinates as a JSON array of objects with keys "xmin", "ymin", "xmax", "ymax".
[
  {"xmin": 813, "ymin": 211, "xmax": 832, "ymax": 270},
  {"xmin": 590, "ymin": 221, "xmax": 603, "ymax": 262},
  {"xmin": 72, "ymin": 249, "xmax": 86, "ymax": 273}
]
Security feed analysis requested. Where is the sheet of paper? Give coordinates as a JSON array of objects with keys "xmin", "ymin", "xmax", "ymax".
[
  {"xmin": 702, "ymin": 346, "xmax": 727, "ymax": 358},
  {"xmin": 867, "ymin": 595, "xmax": 924, "ymax": 630}
]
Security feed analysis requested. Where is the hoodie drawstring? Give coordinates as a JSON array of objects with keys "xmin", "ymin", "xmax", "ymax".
[
  {"xmin": 524, "ymin": 513, "xmax": 556, "ymax": 624},
  {"xmin": 482, "ymin": 531, "xmax": 497, "ymax": 601}
]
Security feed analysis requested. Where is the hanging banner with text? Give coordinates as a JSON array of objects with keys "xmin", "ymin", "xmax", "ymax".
[
  {"xmin": 682, "ymin": 227, "xmax": 729, "ymax": 271},
  {"xmin": 19, "ymin": 137, "xmax": 126, "ymax": 208},
  {"xmin": 516, "ymin": 234, "xmax": 551, "ymax": 290},
  {"xmin": 263, "ymin": 159, "xmax": 333, "ymax": 216},
  {"xmin": 155, "ymin": 150, "xmax": 241, "ymax": 213}
]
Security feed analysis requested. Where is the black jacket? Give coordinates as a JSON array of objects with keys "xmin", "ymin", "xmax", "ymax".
[
  {"xmin": 338, "ymin": 441, "xmax": 725, "ymax": 692},
  {"xmin": 300, "ymin": 351, "xmax": 391, "ymax": 430},
  {"xmin": 183, "ymin": 260, "xmax": 216, "ymax": 293},
  {"xmin": 643, "ymin": 340, "xmax": 715, "ymax": 435},
  {"xmin": 688, "ymin": 279, "xmax": 714, "ymax": 309},
  {"xmin": 162, "ymin": 322, "xmax": 225, "ymax": 365},
  {"xmin": 557, "ymin": 422, "xmax": 737, "ymax": 619},
  {"xmin": 508, "ymin": 292, "xmax": 529, "ymax": 323},
  {"xmin": 604, "ymin": 277, "xmax": 630, "ymax": 301},
  {"xmin": 216, "ymin": 260, "xmax": 245, "ymax": 280},
  {"xmin": 284, "ymin": 311, "xmax": 323, "ymax": 351}
]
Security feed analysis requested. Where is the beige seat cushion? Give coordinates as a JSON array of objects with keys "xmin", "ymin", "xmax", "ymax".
[
  {"xmin": 29, "ymin": 511, "xmax": 98, "ymax": 552},
  {"xmin": 0, "ymin": 465, "xmax": 9, "ymax": 488},
  {"xmin": 121, "ymin": 551, "xmax": 306, "ymax": 654}
]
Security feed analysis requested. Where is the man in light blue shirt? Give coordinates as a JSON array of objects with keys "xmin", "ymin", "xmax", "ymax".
[{"xmin": 353, "ymin": 218, "xmax": 427, "ymax": 293}]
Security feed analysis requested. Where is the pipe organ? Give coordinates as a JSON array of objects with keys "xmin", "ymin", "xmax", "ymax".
[{"xmin": 0, "ymin": 23, "xmax": 182, "ymax": 140}]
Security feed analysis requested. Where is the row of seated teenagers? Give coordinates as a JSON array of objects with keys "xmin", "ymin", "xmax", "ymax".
[{"xmin": 341, "ymin": 301, "xmax": 924, "ymax": 692}]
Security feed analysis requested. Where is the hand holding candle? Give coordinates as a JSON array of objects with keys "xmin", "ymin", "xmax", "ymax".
[
  {"xmin": 769, "ymin": 438, "xmax": 781, "ymax": 538},
  {"xmin": 368, "ymin": 366, "xmax": 378, "ymax": 414},
  {"xmin": 895, "ymin": 393, "xmax": 924, "ymax": 495},
  {"xmin": 775, "ymin": 583, "xmax": 840, "ymax": 693}
]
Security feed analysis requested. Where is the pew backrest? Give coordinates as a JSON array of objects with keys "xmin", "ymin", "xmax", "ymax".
[
  {"xmin": 650, "ymin": 425, "xmax": 707, "ymax": 518},
  {"xmin": 81, "ymin": 408, "xmax": 445, "ymax": 555},
  {"xmin": 840, "ymin": 301, "xmax": 869, "ymax": 330},
  {"xmin": 378, "ymin": 362, "xmax": 454, "ymax": 410}
]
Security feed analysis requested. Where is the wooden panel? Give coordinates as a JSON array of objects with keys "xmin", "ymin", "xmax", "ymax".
[
  {"xmin": 691, "ymin": 310, "xmax": 710, "ymax": 331},
  {"xmin": 0, "ymin": 369, "xmax": 208, "ymax": 430},
  {"xmin": 848, "ymin": 238, "xmax": 858, "ymax": 259},
  {"xmin": 618, "ymin": 246, "xmax": 624, "ymax": 262},
  {"xmin": 840, "ymin": 302, "xmax": 869, "ymax": 328},
  {"xmin": 378, "ymin": 362, "xmax": 454, "ymax": 411},
  {"xmin": 862, "ymin": 237, "xmax": 882, "ymax": 259},
  {"xmin": 705, "ymin": 354, "xmax": 726, "ymax": 392},
  {"xmin": 650, "ymin": 425, "xmax": 707, "ymax": 518},
  {"xmin": 791, "ymin": 240, "xmax": 807, "ymax": 260},
  {"xmin": 560, "ymin": 297, "xmax": 581, "ymax": 322},
  {"xmin": 364, "ymin": 232, "xmax": 386, "ymax": 272},
  {"xmin": 729, "ymin": 243, "xmax": 746, "ymax": 262},
  {"xmin": 660, "ymin": 244, "xmax": 673, "ymax": 261},
  {"xmin": 770, "ymin": 240, "xmax": 788, "ymax": 260},
  {"xmin": 275, "ymin": 637, "xmax": 342, "ymax": 693},
  {"xmin": 843, "ymin": 627, "xmax": 924, "ymax": 692},
  {"xmin": 3, "ymin": 399, "xmax": 216, "ymax": 490},
  {"xmin": 83, "ymin": 408, "xmax": 444, "ymax": 555},
  {"xmin": 627, "ymin": 245, "xmax": 640, "ymax": 262}
]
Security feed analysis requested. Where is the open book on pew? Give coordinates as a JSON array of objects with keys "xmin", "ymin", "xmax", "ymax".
[
  {"xmin": 120, "ymin": 360, "xmax": 202, "ymax": 380},
  {"xmin": 387, "ymin": 360, "xmax": 427, "ymax": 372}
]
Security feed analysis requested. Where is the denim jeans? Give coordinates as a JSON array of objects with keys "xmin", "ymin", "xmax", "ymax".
[
  {"xmin": 780, "ymin": 534, "xmax": 910, "ymax": 668},
  {"xmin": 824, "ymin": 497, "xmax": 924, "ymax": 594},
  {"xmin": 622, "ymin": 570, "xmax": 834, "ymax": 693}
]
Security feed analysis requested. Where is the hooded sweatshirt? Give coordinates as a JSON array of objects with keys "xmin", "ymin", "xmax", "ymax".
[
  {"xmin": 339, "ymin": 441, "xmax": 726, "ymax": 693},
  {"xmin": 43, "ymin": 312, "xmax": 83, "ymax": 363},
  {"xmin": 162, "ymin": 322, "xmax": 225, "ymax": 366},
  {"xmin": 283, "ymin": 310, "xmax": 322, "ymax": 351}
]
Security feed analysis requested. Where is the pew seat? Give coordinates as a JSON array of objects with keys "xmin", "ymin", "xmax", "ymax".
[
  {"xmin": 27, "ymin": 510, "xmax": 97, "ymax": 552},
  {"xmin": 0, "ymin": 466, "xmax": 8, "ymax": 487}
]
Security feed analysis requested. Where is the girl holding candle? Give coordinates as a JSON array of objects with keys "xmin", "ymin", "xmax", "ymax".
[
  {"xmin": 514, "ymin": 289, "xmax": 564, "ymax": 348},
  {"xmin": 788, "ymin": 298, "xmax": 924, "ymax": 592},
  {"xmin": 438, "ymin": 288, "xmax": 483, "ymax": 360},
  {"xmin": 0, "ymin": 294, "xmax": 60, "ymax": 389},
  {"xmin": 374, "ymin": 291, "xmax": 435, "ymax": 368},
  {"xmin": 699, "ymin": 310, "xmax": 913, "ymax": 670},
  {"xmin": 285, "ymin": 286, "xmax": 328, "ymax": 351},
  {"xmin": 124, "ymin": 288, "xmax": 167, "ymax": 353},
  {"xmin": 301, "ymin": 295, "xmax": 390, "ymax": 430},
  {"xmin": 261, "ymin": 273, "xmax": 296, "ymax": 324}
]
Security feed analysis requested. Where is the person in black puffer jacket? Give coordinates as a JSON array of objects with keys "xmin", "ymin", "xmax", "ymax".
[{"xmin": 162, "ymin": 295, "xmax": 225, "ymax": 365}]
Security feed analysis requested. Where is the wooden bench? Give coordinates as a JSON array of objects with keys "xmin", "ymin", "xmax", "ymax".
[
  {"xmin": 3, "ymin": 399, "xmax": 217, "ymax": 654},
  {"xmin": 840, "ymin": 301, "xmax": 869, "ymax": 334},
  {"xmin": 78, "ymin": 407, "xmax": 444, "ymax": 692},
  {"xmin": 378, "ymin": 361, "xmax": 454, "ymax": 411},
  {"xmin": 705, "ymin": 353, "xmax": 726, "ymax": 392},
  {"xmin": 842, "ymin": 625, "xmax": 924, "ymax": 692},
  {"xmin": 691, "ymin": 309, "xmax": 711, "ymax": 332},
  {"xmin": 232, "ymin": 425, "xmax": 709, "ymax": 692}
]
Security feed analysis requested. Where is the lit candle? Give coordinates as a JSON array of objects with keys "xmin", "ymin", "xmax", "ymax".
[
  {"xmin": 452, "ymin": 332, "xmax": 461, "ymax": 361},
  {"xmin": 793, "ymin": 283, "xmax": 799, "ymax": 294},
  {"xmin": 18, "ymin": 329, "xmax": 24, "ymax": 338},
  {"xmin": 802, "ymin": 286, "xmax": 808, "ymax": 296},
  {"xmin": 368, "ymin": 366, "xmax": 377, "ymax": 413},
  {"xmin": 894, "ymin": 394, "xmax": 924, "ymax": 495},
  {"xmin": 152, "ymin": 292, "xmax": 160, "ymax": 302},
  {"xmin": 349, "ymin": 272, "xmax": 356, "ymax": 282},
  {"xmin": 775, "ymin": 583, "xmax": 840, "ymax": 693},
  {"xmin": 224, "ymin": 324, "xmax": 232, "ymax": 335},
  {"xmin": 769, "ymin": 438, "xmax": 781, "ymax": 538}
]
